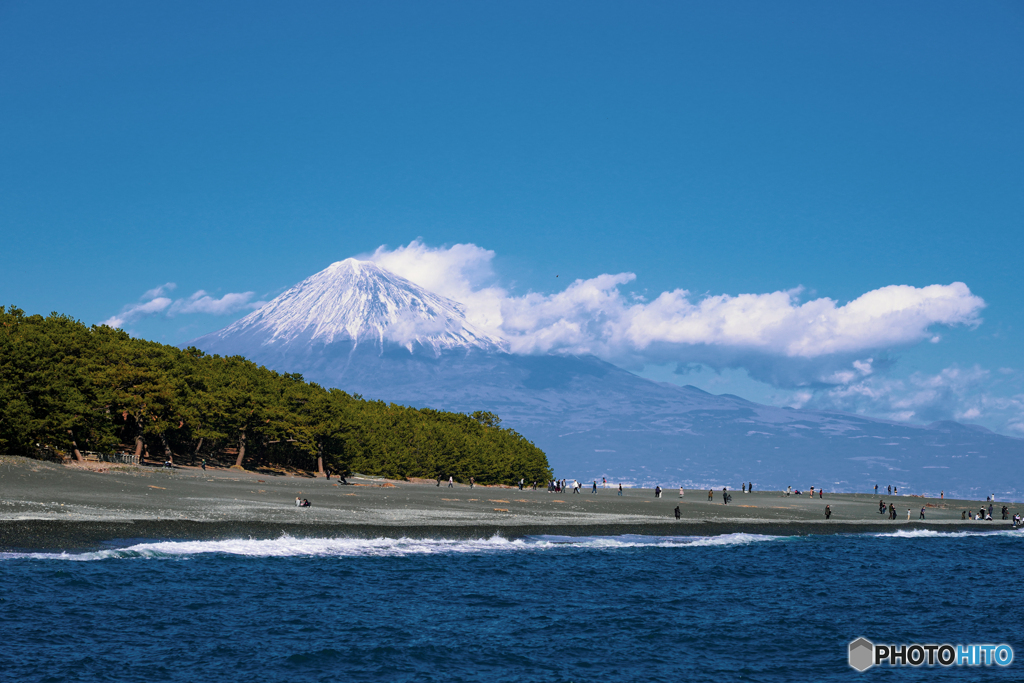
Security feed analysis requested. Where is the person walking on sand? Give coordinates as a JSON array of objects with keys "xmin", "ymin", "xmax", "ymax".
[
  {"xmin": 819, "ymin": 489, "xmax": 823, "ymax": 499},
  {"xmin": 655, "ymin": 485, "xmax": 661, "ymax": 498},
  {"xmin": 674, "ymin": 506, "xmax": 681, "ymax": 520},
  {"xmin": 470, "ymin": 477, "xmax": 474, "ymax": 489},
  {"xmin": 592, "ymin": 481, "xmax": 597, "ymax": 493},
  {"xmin": 742, "ymin": 483, "xmax": 746, "ymax": 493},
  {"xmin": 448, "ymin": 476, "xmax": 454, "ymax": 488},
  {"xmin": 919, "ymin": 507, "xmax": 925, "ymax": 520},
  {"xmin": 907, "ymin": 508, "xmax": 911, "ymax": 521},
  {"xmin": 618, "ymin": 483, "xmax": 622, "ymax": 496},
  {"xmin": 825, "ymin": 505, "xmax": 831, "ymax": 520},
  {"xmin": 748, "ymin": 482, "xmax": 752, "ymax": 493},
  {"xmin": 201, "ymin": 459, "xmax": 206, "ymax": 471},
  {"xmin": 679, "ymin": 486, "xmax": 684, "ymax": 498},
  {"xmin": 874, "ymin": 484, "xmax": 878, "ymax": 495},
  {"xmin": 941, "ymin": 490, "xmax": 944, "ymax": 499}
]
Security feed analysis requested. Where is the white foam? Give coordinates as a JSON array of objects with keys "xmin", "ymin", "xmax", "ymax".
[
  {"xmin": 0, "ymin": 532, "xmax": 780, "ymax": 561},
  {"xmin": 873, "ymin": 528, "xmax": 1023, "ymax": 539}
]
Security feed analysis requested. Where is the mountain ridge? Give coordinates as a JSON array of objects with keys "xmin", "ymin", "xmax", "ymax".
[{"xmin": 188, "ymin": 260, "xmax": 1024, "ymax": 499}]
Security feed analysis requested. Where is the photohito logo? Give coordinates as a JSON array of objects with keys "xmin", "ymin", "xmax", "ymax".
[{"xmin": 848, "ymin": 638, "xmax": 1014, "ymax": 671}]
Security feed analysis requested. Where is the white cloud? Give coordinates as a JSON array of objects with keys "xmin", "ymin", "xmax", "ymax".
[
  {"xmin": 801, "ymin": 363, "xmax": 1024, "ymax": 435},
  {"xmin": 366, "ymin": 241, "xmax": 986, "ymax": 373},
  {"xmin": 102, "ymin": 297, "xmax": 173, "ymax": 329},
  {"xmin": 168, "ymin": 290, "xmax": 265, "ymax": 316},
  {"xmin": 102, "ymin": 286, "xmax": 266, "ymax": 329},
  {"xmin": 142, "ymin": 282, "xmax": 177, "ymax": 300}
]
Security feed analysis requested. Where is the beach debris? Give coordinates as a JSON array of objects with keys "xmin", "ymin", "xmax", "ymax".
[
  {"xmin": 488, "ymin": 499, "xmax": 510, "ymax": 504},
  {"xmin": 492, "ymin": 508, "xmax": 509, "ymax": 512},
  {"xmin": 148, "ymin": 485, "xmax": 166, "ymax": 489}
]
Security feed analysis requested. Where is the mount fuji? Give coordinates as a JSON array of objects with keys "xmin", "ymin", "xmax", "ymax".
[{"xmin": 190, "ymin": 259, "xmax": 1024, "ymax": 499}]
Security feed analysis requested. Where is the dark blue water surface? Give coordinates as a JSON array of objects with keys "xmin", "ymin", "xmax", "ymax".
[{"xmin": 2, "ymin": 530, "xmax": 1022, "ymax": 682}]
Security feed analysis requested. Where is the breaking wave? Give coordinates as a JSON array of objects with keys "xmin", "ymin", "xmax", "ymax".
[
  {"xmin": 873, "ymin": 528, "xmax": 1024, "ymax": 539},
  {"xmin": 0, "ymin": 532, "xmax": 779, "ymax": 561}
]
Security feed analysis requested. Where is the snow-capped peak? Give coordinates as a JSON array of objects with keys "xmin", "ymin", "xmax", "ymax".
[{"xmin": 204, "ymin": 258, "xmax": 508, "ymax": 355}]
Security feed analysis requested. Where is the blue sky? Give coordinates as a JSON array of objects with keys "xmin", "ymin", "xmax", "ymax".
[{"xmin": 2, "ymin": 1, "xmax": 1022, "ymax": 434}]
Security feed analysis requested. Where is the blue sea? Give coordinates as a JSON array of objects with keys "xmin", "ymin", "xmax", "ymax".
[{"xmin": 2, "ymin": 529, "xmax": 1022, "ymax": 682}]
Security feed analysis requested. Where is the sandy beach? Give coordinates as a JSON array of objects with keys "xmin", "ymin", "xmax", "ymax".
[{"xmin": 1, "ymin": 455, "xmax": 1018, "ymax": 551}]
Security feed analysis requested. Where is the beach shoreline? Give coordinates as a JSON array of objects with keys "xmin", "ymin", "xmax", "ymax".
[{"xmin": 2, "ymin": 456, "xmax": 1018, "ymax": 551}]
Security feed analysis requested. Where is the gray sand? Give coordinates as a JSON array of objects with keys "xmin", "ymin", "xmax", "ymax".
[{"xmin": 1, "ymin": 456, "xmax": 1018, "ymax": 551}]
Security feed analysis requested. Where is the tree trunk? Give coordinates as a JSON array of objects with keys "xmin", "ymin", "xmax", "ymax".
[
  {"xmin": 67, "ymin": 429, "xmax": 84, "ymax": 462},
  {"xmin": 161, "ymin": 434, "xmax": 174, "ymax": 464},
  {"xmin": 192, "ymin": 437, "xmax": 204, "ymax": 465},
  {"xmin": 234, "ymin": 430, "xmax": 247, "ymax": 468},
  {"xmin": 317, "ymin": 442, "xmax": 325, "ymax": 476}
]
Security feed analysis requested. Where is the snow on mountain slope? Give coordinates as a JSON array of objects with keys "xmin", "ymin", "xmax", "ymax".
[{"xmin": 192, "ymin": 259, "xmax": 507, "ymax": 356}]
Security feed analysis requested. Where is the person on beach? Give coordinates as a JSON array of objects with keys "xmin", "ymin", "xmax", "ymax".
[
  {"xmin": 879, "ymin": 500, "xmax": 885, "ymax": 514},
  {"xmin": 437, "ymin": 476, "xmax": 442, "ymax": 487},
  {"xmin": 592, "ymin": 481, "xmax": 597, "ymax": 493},
  {"xmin": 519, "ymin": 478, "xmax": 524, "ymax": 490},
  {"xmin": 674, "ymin": 506, "xmax": 681, "ymax": 520},
  {"xmin": 748, "ymin": 482, "xmax": 752, "ymax": 493},
  {"xmin": 301, "ymin": 499, "xmax": 311, "ymax": 507},
  {"xmin": 962, "ymin": 510, "xmax": 967, "ymax": 520},
  {"xmin": 819, "ymin": 489, "xmax": 823, "ymax": 499},
  {"xmin": 919, "ymin": 507, "xmax": 925, "ymax": 520},
  {"xmin": 894, "ymin": 487, "xmax": 898, "ymax": 496},
  {"xmin": 887, "ymin": 485, "xmax": 891, "ymax": 495},
  {"xmin": 810, "ymin": 486, "xmax": 814, "ymax": 498},
  {"xmin": 722, "ymin": 488, "xmax": 728, "ymax": 504},
  {"xmin": 679, "ymin": 486, "xmax": 684, "ymax": 498},
  {"xmin": 603, "ymin": 477, "xmax": 607, "ymax": 488},
  {"xmin": 655, "ymin": 486, "xmax": 661, "ymax": 498},
  {"xmin": 201, "ymin": 459, "xmax": 206, "ymax": 471},
  {"xmin": 708, "ymin": 489, "xmax": 713, "ymax": 501},
  {"xmin": 825, "ymin": 505, "xmax": 831, "ymax": 520},
  {"xmin": 941, "ymin": 490, "xmax": 944, "ymax": 499},
  {"xmin": 874, "ymin": 484, "xmax": 878, "ymax": 495},
  {"xmin": 1002, "ymin": 505, "xmax": 1008, "ymax": 520},
  {"xmin": 448, "ymin": 476, "xmax": 454, "ymax": 488},
  {"xmin": 618, "ymin": 483, "xmax": 622, "ymax": 496},
  {"xmin": 989, "ymin": 503, "xmax": 994, "ymax": 518},
  {"xmin": 742, "ymin": 483, "xmax": 746, "ymax": 493},
  {"xmin": 907, "ymin": 508, "xmax": 911, "ymax": 521},
  {"xmin": 470, "ymin": 477, "xmax": 475, "ymax": 488}
]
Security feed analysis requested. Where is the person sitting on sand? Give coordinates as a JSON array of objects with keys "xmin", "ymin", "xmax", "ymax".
[
  {"xmin": 295, "ymin": 497, "xmax": 301, "ymax": 507},
  {"xmin": 301, "ymin": 499, "xmax": 311, "ymax": 507}
]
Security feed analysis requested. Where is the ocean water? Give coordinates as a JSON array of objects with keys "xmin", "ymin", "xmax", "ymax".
[{"xmin": 2, "ymin": 530, "xmax": 1022, "ymax": 682}]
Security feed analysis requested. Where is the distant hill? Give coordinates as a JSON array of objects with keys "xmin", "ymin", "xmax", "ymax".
[{"xmin": 190, "ymin": 259, "xmax": 1024, "ymax": 500}]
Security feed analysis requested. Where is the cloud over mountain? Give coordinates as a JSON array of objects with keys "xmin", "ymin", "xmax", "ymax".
[{"xmin": 366, "ymin": 240, "xmax": 985, "ymax": 380}]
